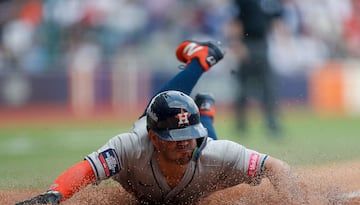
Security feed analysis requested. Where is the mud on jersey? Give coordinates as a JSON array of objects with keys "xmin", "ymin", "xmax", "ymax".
[{"xmin": 86, "ymin": 117, "xmax": 268, "ymax": 204}]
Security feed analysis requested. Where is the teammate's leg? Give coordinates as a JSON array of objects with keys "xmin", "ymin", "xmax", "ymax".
[
  {"xmin": 256, "ymin": 39, "xmax": 281, "ymax": 136},
  {"xmin": 260, "ymin": 69, "xmax": 281, "ymax": 136},
  {"xmin": 235, "ymin": 66, "xmax": 250, "ymax": 133}
]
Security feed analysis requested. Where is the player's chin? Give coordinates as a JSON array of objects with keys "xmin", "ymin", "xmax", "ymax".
[
  {"xmin": 175, "ymin": 153, "xmax": 192, "ymax": 165},
  {"xmin": 176, "ymin": 157, "xmax": 192, "ymax": 165}
]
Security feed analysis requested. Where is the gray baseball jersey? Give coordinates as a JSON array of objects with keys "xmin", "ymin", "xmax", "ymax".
[{"xmin": 86, "ymin": 117, "xmax": 268, "ymax": 204}]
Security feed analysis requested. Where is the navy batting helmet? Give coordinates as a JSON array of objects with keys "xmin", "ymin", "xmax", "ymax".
[{"xmin": 146, "ymin": 90, "xmax": 208, "ymax": 141}]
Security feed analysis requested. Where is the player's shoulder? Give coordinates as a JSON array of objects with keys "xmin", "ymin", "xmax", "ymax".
[
  {"xmin": 201, "ymin": 139, "xmax": 245, "ymax": 162},
  {"xmin": 107, "ymin": 116, "xmax": 150, "ymax": 151},
  {"xmin": 132, "ymin": 116, "xmax": 148, "ymax": 137},
  {"xmin": 117, "ymin": 116, "xmax": 148, "ymax": 140},
  {"xmin": 205, "ymin": 138, "xmax": 244, "ymax": 151}
]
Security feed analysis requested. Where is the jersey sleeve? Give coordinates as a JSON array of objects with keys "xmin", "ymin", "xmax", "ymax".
[
  {"xmin": 85, "ymin": 134, "xmax": 126, "ymax": 181},
  {"xmin": 218, "ymin": 140, "xmax": 268, "ymax": 185},
  {"xmin": 85, "ymin": 117, "xmax": 147, "ymax": 181}
]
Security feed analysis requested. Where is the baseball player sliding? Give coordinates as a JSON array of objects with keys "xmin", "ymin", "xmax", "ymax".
[{"xmin": 16, "ymin": 40, "xmax": 309, "ymax": 205}]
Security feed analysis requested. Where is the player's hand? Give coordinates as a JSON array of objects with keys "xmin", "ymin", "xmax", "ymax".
[{"xmin": 15, "ymin": 190, "xmax": 62, "ymax": 205}]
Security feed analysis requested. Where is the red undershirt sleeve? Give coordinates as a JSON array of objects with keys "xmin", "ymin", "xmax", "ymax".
[{"xmin": 49, "ymin": 160, "xmax": 96, "ymax": 201}]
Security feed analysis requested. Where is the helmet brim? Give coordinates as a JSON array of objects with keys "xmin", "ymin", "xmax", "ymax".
[{"xmin": 154, "ymin": 123, "xmax": 208, "ymax": 141}]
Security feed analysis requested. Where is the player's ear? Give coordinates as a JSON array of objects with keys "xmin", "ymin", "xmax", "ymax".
[{"xmin": 148, "ymin": 130, "xmax": 160, "ymax": 149}]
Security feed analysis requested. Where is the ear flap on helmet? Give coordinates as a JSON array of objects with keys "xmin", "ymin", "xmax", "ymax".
[{"xmin": 193, "ymin": 135, "xmax": 208, "ymax": 160}]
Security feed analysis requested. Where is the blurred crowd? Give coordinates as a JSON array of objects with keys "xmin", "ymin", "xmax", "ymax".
[{"xmin": 0, "ymin": 0, "xmax": 359, "ymax": 76}]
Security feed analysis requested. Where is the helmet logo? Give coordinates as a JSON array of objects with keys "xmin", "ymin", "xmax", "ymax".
[{"xmin": 176, "ymin": 109, "xmax": 190, "ymax": 127}]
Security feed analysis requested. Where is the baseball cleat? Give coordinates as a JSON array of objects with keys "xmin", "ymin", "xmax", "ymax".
[
  {"xmin": 194, "ymin": 93, "xmax": 216, "ymax": 118},
  {"xmin": 176, "ymin": 40, "xmax": 225, "ymax": 71}
]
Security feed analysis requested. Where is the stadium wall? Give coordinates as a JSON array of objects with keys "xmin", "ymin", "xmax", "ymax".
[{"xmin": 0, "ymin": 60, "xmax": 359, "ymax": 117}]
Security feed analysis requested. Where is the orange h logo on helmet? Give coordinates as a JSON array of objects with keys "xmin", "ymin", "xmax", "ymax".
[{"xmin": 176, "ymin": 109, "xmax": 190, "ymax": 127}]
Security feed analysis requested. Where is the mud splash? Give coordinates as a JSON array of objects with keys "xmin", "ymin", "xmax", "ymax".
[{"xmin": 4, "ymin": 161, "xmax": 360, "ymax": 205}]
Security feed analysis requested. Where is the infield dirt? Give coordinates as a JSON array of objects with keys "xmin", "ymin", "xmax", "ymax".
[{"xmin": 3, "ymin": 160, "xmax": 360, "ymax": 205}]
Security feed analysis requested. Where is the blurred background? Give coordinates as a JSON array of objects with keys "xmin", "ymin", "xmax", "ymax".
[
  {"xmin": 0, "ymin": 0, "xmax": 359, "ymax": 188},
  {"xmin": 0, "ymin": 0, "xmax": 359, "ymax": 116}
]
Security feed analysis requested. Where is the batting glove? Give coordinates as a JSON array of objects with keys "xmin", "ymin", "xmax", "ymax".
[{"xmin": 15, "ymin": 190, "xmax": 62, "ymax": 205}]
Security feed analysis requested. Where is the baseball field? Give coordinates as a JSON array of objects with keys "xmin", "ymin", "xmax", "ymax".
[{"xmin": 1, "ymin": 107, "xmax": 359, "ymax": 204}]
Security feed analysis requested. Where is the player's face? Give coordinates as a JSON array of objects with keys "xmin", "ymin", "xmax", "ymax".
[{"xmin": 156, "ymin": 137, "xmax": 197, "ymax": 165}]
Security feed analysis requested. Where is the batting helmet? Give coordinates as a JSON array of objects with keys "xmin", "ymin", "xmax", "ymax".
[{"xmin": 146, "ymin": 90, "xmax": 208, "ymax": 141}]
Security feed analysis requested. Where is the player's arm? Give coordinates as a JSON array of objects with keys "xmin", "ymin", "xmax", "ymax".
[
  {"xmin": 263, "ymin": 156, "xmax": 310, "ymax": 204},
  {"xmin": 16, "ymin": 122, "xmax": 141, "ymax": 205},
  {"xmin": 15, "ymin": 160, "xmax": 96, "ymax": 205}
]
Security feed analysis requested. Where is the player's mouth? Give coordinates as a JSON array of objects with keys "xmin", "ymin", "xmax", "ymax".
[
  {"xmin": 175, "ymin": 146, "xmax": 192, "ymax": 152},
  {"xmin": 176, "ymin": 145, "xmax": 194, "ymax": 152}
]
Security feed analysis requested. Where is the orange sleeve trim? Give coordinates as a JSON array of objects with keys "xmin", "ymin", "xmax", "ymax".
[{"xmin": 49, "ymin": 160, "xmax": 96, "ymax": 200}]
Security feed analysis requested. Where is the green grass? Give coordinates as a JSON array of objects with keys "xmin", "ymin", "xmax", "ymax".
[
  {"xmin": 216, "ymin": 110, "xmax": 360, "ymax": 166},
  {"xmin": 0, "ymin": 109, "xmax": 359, "ymax": 188},
  {"xmin": 0, "ymin": 121, "xmax": 132, "ymax": 189}
]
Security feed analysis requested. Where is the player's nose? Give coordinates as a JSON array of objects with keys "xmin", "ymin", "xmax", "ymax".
[{"xmin": 176, "ymin": 139, "xmax": 190, "ymax": 146}]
